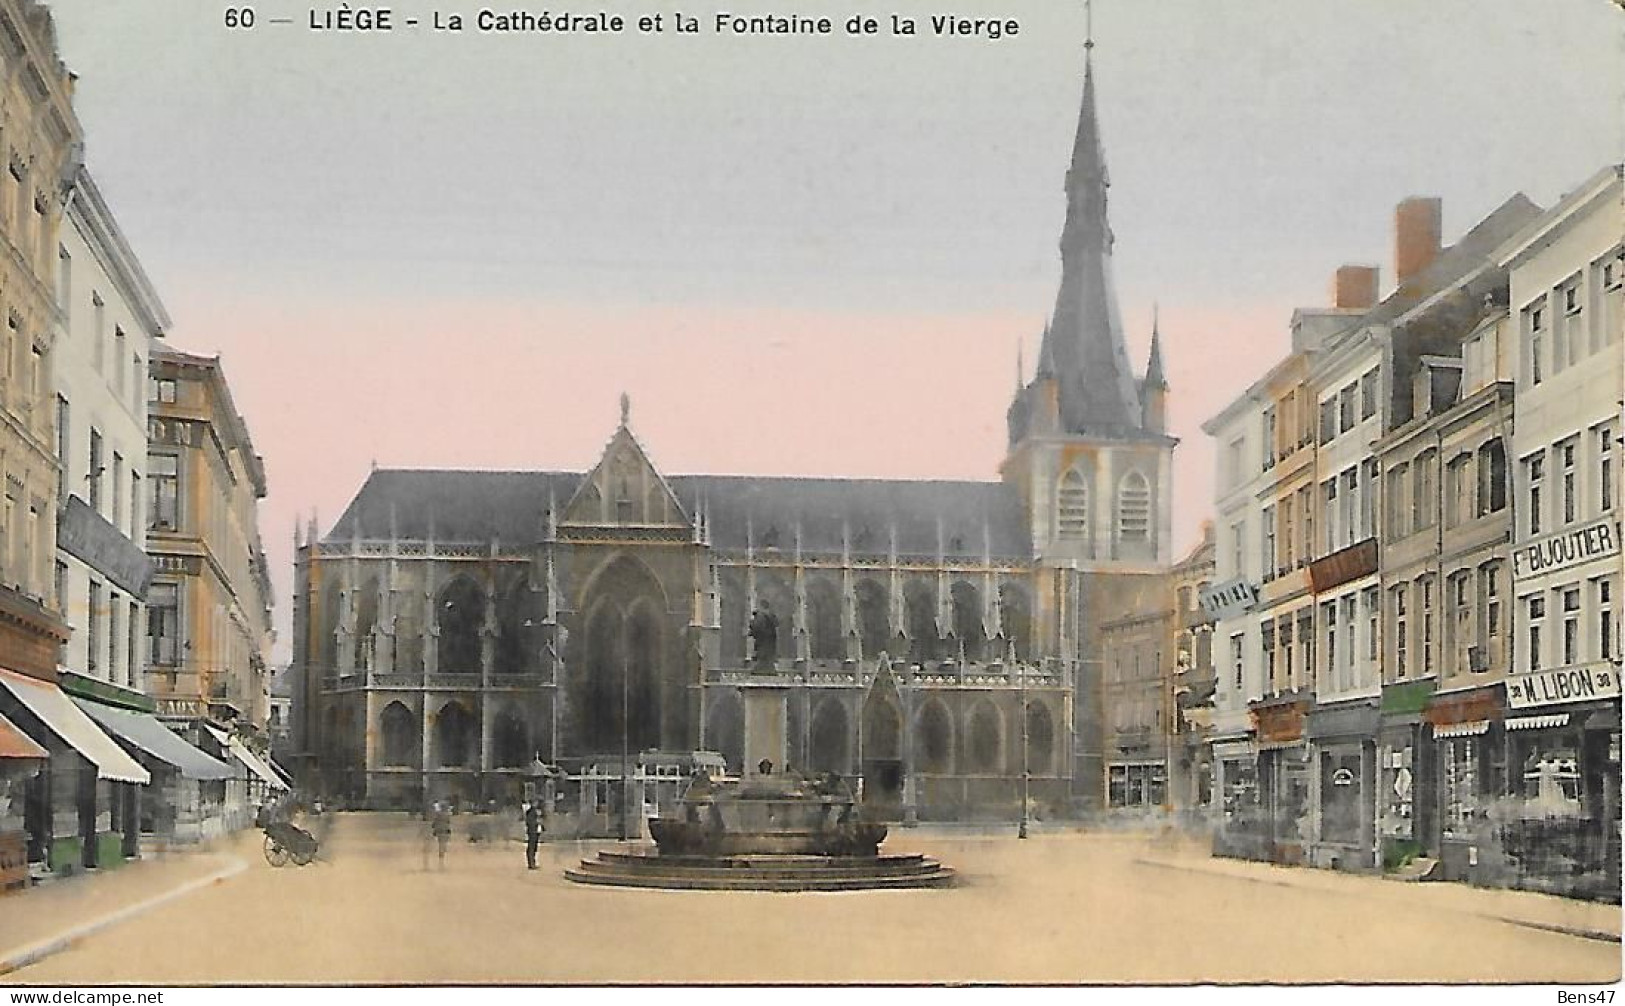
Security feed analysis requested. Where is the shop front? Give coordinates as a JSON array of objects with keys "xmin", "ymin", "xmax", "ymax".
[
  {"xmin": 1499, "ymin": 662, "xmax": 1621, "ymax": 902},
  {"xmin": 1251, "ymin": 696, "xmax": 1313, "ymax": 865},
  {"xmin": 1211, "ymin": 735, "xmax": 1262, "ymax": 860},
  {"xmin": 1424, "ymin": 684, "xmax": 1507, "ymax": 885},
  {"xmin": 73, "ymin": 697, "xmax": 236, "ymax": 845},
  {"xmin": 0, "ymin": 668, "xmax": 149, "ymax": 874},
  {"xmin": 1306, "ymin": 697, "xmax": 1380, "ymax": 871},
  {"xmin": 1377, "ymin": 679, "xmax": 1436, "ymax": 871},
  {"xmin": 0, "ymin": 711, "xmax": 47, "ymax": 892}
]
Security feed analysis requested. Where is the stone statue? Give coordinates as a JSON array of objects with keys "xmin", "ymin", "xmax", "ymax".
[{"xmin": 748, "ymin": 602, "xmax": 780, "ymax": 670}]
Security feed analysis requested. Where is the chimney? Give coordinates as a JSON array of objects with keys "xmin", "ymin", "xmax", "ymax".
[
  {"xmin": 1395, "ymin": 197, "xmax": 1442, "ymax": 287},
  {"xmin": 1332, "ymin": 265, "xmax": 1379, "ymax": 310}
]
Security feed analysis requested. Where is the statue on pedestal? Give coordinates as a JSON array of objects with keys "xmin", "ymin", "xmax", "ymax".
[{"xmin": 748, "ymin": 602, "xmax": 780, "ymax": 671}]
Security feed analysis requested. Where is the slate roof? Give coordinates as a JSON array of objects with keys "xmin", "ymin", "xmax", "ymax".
[{"xmin": 324, "ymin": 469, "xmax": 1034, "ymax": 561}]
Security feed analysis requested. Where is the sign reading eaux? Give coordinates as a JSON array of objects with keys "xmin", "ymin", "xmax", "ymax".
[{"xmin": 1512, "ymin": 517, "xmax": 1619, "ymax": 580}]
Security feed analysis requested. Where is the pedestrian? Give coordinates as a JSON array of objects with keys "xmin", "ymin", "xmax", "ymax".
[
  {"xmin": 523, "ymin": 800, "xmax": 545, "ymax": 870},
  {"xmin": 431, "ymin": 801, "xmax": 453, "ymax": 868}
]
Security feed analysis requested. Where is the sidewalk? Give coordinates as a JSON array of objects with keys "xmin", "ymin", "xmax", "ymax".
[
  {"xmin": 0, "ymin": 832, "xmax": 254, "ymax": 976},
  {"xmin": 1134, "ymin": 845, "xmax": 1622, "ymax": 944}
]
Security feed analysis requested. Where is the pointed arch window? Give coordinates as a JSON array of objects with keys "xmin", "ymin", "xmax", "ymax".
[
  {"xmin": 1058, "ymin": 468, "xmax": 1090, "ymax": 539},
  {"xmin": 1117, "ymin": 471, "xmax": 1151, "ymax": 542}
]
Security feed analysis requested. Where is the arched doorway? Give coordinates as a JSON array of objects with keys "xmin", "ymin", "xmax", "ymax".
[
  {"xmin": 1025, "ymin": 701, "xmax": 1055, "ymax": 776},
  {"xmin": 574, "ymin": 555, "xmax": 672, "ymax": 755}
]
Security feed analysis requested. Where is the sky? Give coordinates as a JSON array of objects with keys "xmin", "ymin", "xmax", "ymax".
[{"xmin": 46, "ymin": 0, "xmax": 1625, "ymax": 663}]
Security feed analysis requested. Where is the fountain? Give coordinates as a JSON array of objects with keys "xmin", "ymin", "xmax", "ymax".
[{"xmin": 564, "ymin": 680, "xmax": 955, "ymax": 891}]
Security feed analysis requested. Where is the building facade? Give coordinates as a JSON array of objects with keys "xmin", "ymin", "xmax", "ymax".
[
  {"xmin": 1500, "ymin": 165, "xmax": 1622, "ymax": 900},
  {"xmin": 145, "ymin": 350, "xmax": 275, "ymax": 736},
  {"xmin": 293, "ymin": 38, "xmax": 1178, "ymax": 826}
]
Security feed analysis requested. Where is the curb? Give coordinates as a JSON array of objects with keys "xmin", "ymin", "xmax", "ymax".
[
  {"xmin": 1133, "ymin": 857, "xmax": 1621, "ymax": 945},
  {"xmin": 0, "ymin": 857, "xmax": 248, "ymax": 977}
]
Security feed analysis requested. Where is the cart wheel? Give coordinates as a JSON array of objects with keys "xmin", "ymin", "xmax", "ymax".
[
  {"xmin": 264, "ymin": 834, "xmax": 290, "ymax": 868},
  {"xmin": 292, "ymin": 845, "xmax": 315, "ymax": 867}
]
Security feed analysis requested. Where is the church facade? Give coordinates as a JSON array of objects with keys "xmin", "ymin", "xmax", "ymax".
[{"xmin": 289, "ymin": 40, "xmax": 1177, "ymax": 824}]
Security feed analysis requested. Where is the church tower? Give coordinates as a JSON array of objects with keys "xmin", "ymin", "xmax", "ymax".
[{"xmin": 1002, "ymin": 25, "xmax": 1176, "ymax": 572}]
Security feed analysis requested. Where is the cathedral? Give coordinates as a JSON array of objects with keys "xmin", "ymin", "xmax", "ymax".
[{"xmin": 289, "ymin": 38, "xmax": 1177, "ymax": 825}]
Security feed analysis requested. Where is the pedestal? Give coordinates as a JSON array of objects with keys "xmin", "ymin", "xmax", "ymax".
[{"xmin": 741, "ymin": 684, "xmax": 790, "ymax": 778}]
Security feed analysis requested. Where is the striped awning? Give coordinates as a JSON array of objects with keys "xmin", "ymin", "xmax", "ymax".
[
  {"xmin": 1507, "ymin": 713, "xmax": 1570, "ymax": 731},
  {"xmin": 1433, "ymin": 720, "xmax": 1490, "ymax": 738}
]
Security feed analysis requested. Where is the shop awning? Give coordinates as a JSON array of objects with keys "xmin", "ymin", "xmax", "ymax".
[
  {"xmin": 0, "ymin": 669, "xmax": 148, "ymax": 784},
  {"xmin": 73, "ymin": 699, "xmax": 235, "ymax": 781},
  {"xmin": 206, "ymin": 725, "xmax": 288, "ymax": 791},
  {"xmin": 1507, "ymin": 713, "xmax": 1570, "ymax": 731},
  {"xmin": 1433, "ymin": 720, "xmax": 1490, "ymax": 738},
  {"xmin": 0, "ymin": 710, "xmax": 46, "ymax": 760}
]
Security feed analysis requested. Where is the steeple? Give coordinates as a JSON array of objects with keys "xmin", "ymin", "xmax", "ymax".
[
  {"xmin": 1145, "ymin": 303, "xmax": 1167, "ymax": 390},
  {"xmin": 1035, "ymin": 12, "xmax": 1144, "ymax": 435}
]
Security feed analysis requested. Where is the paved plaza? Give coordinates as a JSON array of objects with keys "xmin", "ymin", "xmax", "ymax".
[{"xmin": 1, "ymin": 814, "xmax": 1619, "ymax": 985}]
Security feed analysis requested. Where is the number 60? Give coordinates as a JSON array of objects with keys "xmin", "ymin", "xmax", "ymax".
[{"xmin": 224, "ymin": 7, "xmax": 255, "ymax": 28}]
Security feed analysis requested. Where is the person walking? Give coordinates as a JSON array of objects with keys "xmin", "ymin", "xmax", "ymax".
[
  {"xmin": 428, "ymin": 801, "xmax": 452, "ymax": 869},
  {"xmin": 523, "ymin": 800, "xmax": 545, "ymax": 870}
]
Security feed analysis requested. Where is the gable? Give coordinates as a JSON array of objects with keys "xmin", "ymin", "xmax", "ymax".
[{"xmin": 561, "ymin": 426, "xmax": 689, "ymax": 528}]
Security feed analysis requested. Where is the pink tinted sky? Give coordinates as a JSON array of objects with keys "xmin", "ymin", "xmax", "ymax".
[{"xmin": 47, "ymin": 1, "xmax": 1624, "ymax": 663}]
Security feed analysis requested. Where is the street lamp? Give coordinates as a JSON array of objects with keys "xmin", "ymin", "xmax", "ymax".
[
  {"xmin": 1017, "ymin": 637, "xmax": 1029, "ymax": 840},
  {"xmin": 620, "ymin": 632, "xmax": 631, "ymax": 842}
]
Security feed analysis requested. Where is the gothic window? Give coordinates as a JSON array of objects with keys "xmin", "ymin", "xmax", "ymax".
[
  {"xmin": 967, "ymin": 701, "xmax": 1003, "ymax": 773},
  {"xmin": 492, "ymin": 708, "xmax": 529, "ymax": 768},
  {"xmin": 706, "ymin": 691, "xmax": 744, "ymax": 772},
  {"xmin": 855, "ymin": 579, "xmax": 889, "ymax": 659},
  {"xmin": 353, "ymin": 579, "xmax": 379, "ymax": 671},
  {"xmin": 862, "ymin": 697, "xmax": 902, "ymax": 762},
  {"xmin": 494, "ymin": 575, "xmax": 544, "ymax": 675},
  {"xmin": 432, "ymin": 701, "xmax": 475, "ymax": 768},
  {"xmin": 379, "ymin": 701, "xmax": 419, "ymax": 767},
  {"xmin": 999, "ymin": 582, "xmax": 1033, "ymax": 662},
  {"xmin": 808, "ymin": 698, "xmax": 849, "ymax": 775},
  {"xmin": 1117, "ymin": 471, "xmax": 1151, "ymax": 542},
  {"xmin": 806, "ymin": 579, "xmax": 843, "ymax": 661},
  {"xmin": 904, "ymin": 581, "xmax": 937, "ymax": 663},
  {"xmin": 321, "ymin": 585, "xmax": 342, "ymax": 669},
  {"xmin": 950, "ymin": 581, "xmax": 986, "ymax": 661},
  {"xmin": 1057, "ymin": 468, "xmax": 1090, "ymax": 539},
  {"xmin": 917, "ymin": 700, "xmax": 953, "ymax": 774},
  {"xmin": 1025, "ymin": 701, "xmax": 1055, "ymax": 775},
  {"xmin": 436, "ymin": 577, "xmax": 486, "ymax": 673}
]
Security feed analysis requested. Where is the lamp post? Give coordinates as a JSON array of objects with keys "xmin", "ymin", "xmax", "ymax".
[
  {"xmin": 1017, "ymin": 637, "xmax": 1029, "ymax": 840},
  {"xmin": 620, "ymin": 631, "xmax": 630, "ymax": 842}
]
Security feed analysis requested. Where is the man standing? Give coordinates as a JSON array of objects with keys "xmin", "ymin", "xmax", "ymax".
[{"xmin": 523, "ymin": 800, "xmax": 544, "ymax": 870}]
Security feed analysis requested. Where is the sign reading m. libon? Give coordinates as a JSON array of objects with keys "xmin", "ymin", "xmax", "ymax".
[
  {"xmin": 1511, "ymin": 517, "xmax": 1619, "ymax": 581},
  {"xmin": 1506, "ymin": 663, "xmax": 1621, "ymax": 710}
]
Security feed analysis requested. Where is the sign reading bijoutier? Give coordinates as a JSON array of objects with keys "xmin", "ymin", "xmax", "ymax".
[
  {"xmin": 1511, "ymin": 517, "xmax": 1620, "ymax": 581},
  {"xmin": 1505, "ymin": 662, "xmax": 1621, "ymax": 710}
]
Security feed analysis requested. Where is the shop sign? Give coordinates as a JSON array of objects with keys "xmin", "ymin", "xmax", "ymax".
[
  {"xmin": 1307, "ymin": 538, "xmax": 1378, "ymax": 593},
  {"xmin": 1199, "ymin": 577, "xmax": 1259, "ymax": 620},
  {"xmin": 1424, "ymin": 686, "xmax": 1502, "ymax": 728},
  {"xmin": 1505, "ymin": 663, "xmax": 1622, "ymax": 710},
  {"xmin": 1511, "ymin": 517, "xmax": 1620, "ymax": 581},
  {"xmin": 1251, "ymin": 701, "xmax": 1307, "ymax": 744}
]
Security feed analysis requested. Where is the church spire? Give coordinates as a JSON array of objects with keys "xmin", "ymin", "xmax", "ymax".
[
  {"xmin": 1145, "ymin": 303, "xmax": 1167, "ymax": 389},
  {"xmin": 1036, "ymin": 7, "xmax": 1144, "ymax": 435}
]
